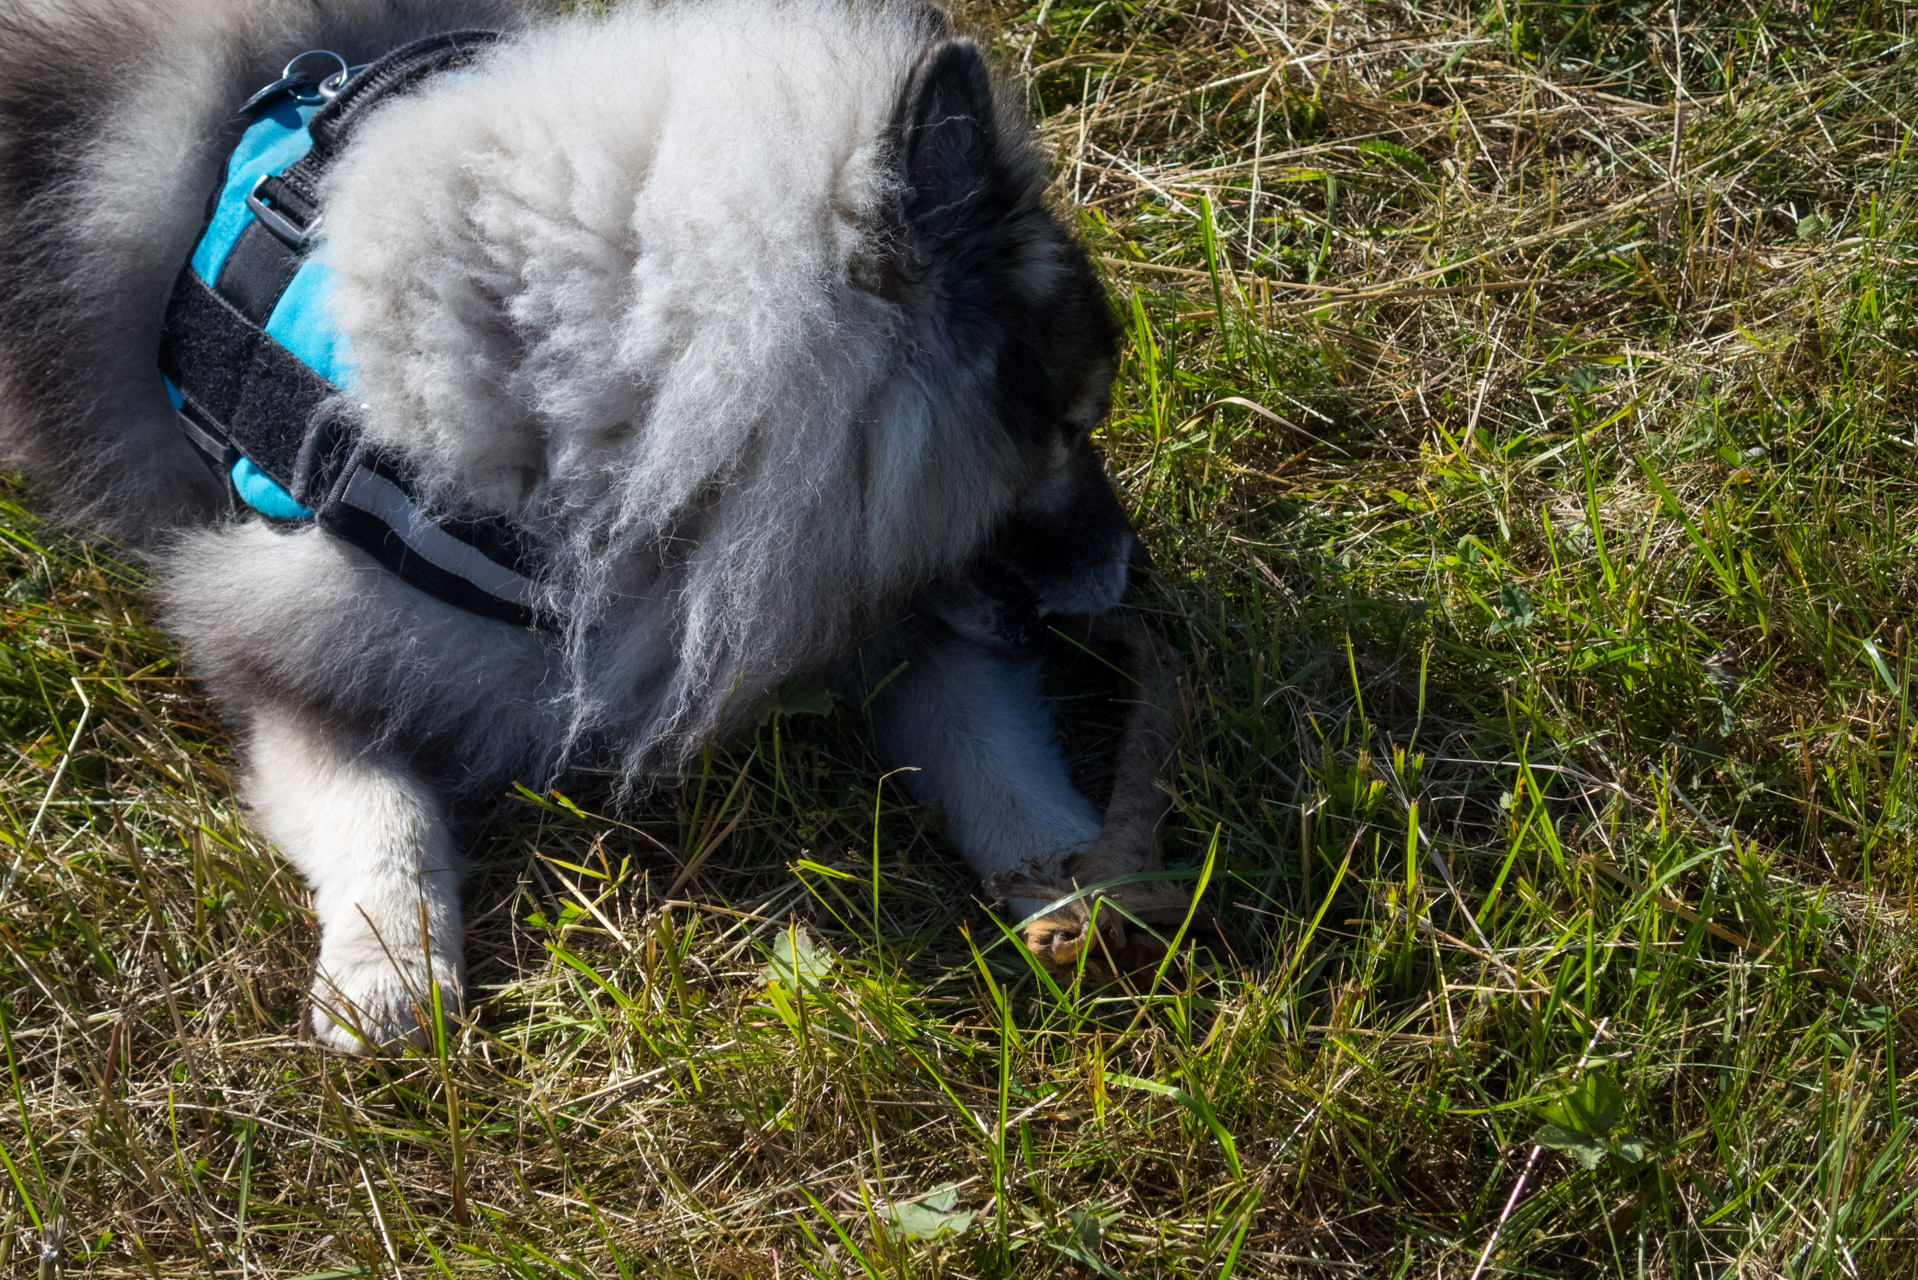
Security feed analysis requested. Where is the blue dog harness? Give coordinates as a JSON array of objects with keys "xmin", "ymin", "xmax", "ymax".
[{"xmin": 160, "ymin": 33, "xmax": 549, "ymax": 628}]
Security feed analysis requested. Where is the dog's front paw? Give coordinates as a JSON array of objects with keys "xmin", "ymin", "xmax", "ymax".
[
  {"xmin": 307, "ymin": 951, "xmax": 463, "ymax": 1053},
  {"xmin": 1019, "ymin": 894, "xmax": 1124, "ymax": 966},
  {"xmin": 997, "ymin": 877, "xmax": 1192, "ymax": 971}
]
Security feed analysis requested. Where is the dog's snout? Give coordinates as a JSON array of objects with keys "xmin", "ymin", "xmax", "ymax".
[{"xmin": 979, "ymin": 444, "xmax": 1143, "ymax": 618}]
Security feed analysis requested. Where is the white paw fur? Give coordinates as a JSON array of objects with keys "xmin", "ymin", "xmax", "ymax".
[
  {"xmin": 246, "ymin": 707, "xmax": 465, "ymax": 1052},
  {"xmin": 309, "ymin": 935, "xmax": 462, "ymax": 1053}
]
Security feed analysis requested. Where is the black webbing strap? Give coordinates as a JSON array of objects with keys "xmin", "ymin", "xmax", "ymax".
[
  {"xmin": 159, "ymin": 270, "xmax": 328, "ymax": 486},
  {"xmin": 211, "ymin": 215, "xmax": 303, "ymax": 318},
  {"xmin": 253, "ymin": 30, "xmax": 502, "ymax": 255},
  {"xmin": 310, "ymin": 32, "xmax": 501, "ymax": 159},
  {"xmin": 158, "ymin": 30, "xmax": 552, "ymax": 629},
  {"xmin": 315, "ymin": 444, "xmax": 545, "ymax": 626}
]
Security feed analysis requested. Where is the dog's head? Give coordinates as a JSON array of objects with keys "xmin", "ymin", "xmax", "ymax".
[{"xmin": 874, "ymin": 31, "xmax": 1139, "ymax": 645}]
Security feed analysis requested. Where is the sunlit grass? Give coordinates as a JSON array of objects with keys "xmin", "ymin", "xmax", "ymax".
[{"xmin": 3, "ymin": 0, "xmax": 1917, "ymax": 1273}]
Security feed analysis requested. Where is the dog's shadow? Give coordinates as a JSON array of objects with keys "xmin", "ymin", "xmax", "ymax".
[{"xmin": 449, "ymin": 624, "xmax": 1170, "ymax": 1024}]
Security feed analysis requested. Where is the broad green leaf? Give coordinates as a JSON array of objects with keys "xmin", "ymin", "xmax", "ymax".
[
  {"xmin": 882, "ymin": 1184, "xmax": 975, "ymax": 1240},
  {"xmin": 1489, "ymin": 581, "xmax": 1535, "ymax": 633},
  {"xmin": 1613, "ymin": 1135, "xmax": 1651, "ymax": 1167},
  {"xmin": 1853, "ymin": 1006, "xmax": 1893, "ymax": 1033},
  {"xmin": 758, "ymin": 925, "xmax": 835, "ymax": 989},
  {"xmin": 1537, "ymin": 1070, "xmax": 1623, "ymax": 1137},
  {"xmin": 1533, "ymin": 1123, "xmax": 1608, "ymax": 1170}
]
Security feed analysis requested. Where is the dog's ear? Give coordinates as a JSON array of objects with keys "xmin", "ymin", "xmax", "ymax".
[
  {"xmin": 859, "ymin": 39, "xmax": 996, "ymax": 301},
  {"xmin": 897, "ymin": 39, "xmax": 996, "ymax": 231}
]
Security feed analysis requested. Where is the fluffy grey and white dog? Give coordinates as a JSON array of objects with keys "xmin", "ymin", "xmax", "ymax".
[{"xmin": 0, "ymin": 0, "xmax": 1164, "ymax": 1050}]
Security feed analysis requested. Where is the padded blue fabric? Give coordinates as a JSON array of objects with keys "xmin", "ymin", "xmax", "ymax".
[
  {"xmin": 180, "ymin": 97, "xmax": 344, "ymax": 520},
  {"xmin": 188, "ymin": 99, "xmax": 317, "ymax": 284},
  {"xmin": 262, "ymin": 258, "xmax": 357, "ymax": 387},
  {"xmin": 174, "ymin": 95, "xmax": 357, "ymax": 521},
  {"xmin": 231, "ymin": 456, "xmax": 314, "ymax": 519}
]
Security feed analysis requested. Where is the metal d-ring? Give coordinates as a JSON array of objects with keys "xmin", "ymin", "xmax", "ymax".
[
  {"xmin": 280, "ymin": 50, "xmax": 348, "ymax": 102},
  {"xmin": 237, "ymin": 49, "xmax": 349, "ymax": 113},
  {"xmin": 316, "ymin": 63, "xmax": 369, "ymax": 100}
]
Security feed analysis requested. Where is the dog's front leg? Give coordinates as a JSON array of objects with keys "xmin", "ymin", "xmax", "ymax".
[
  {"xmin": 860, "ymin": 630, "xmax": 1100, "ymax": 924},
  {"xmin": 245, "ymin": 707, "xmax": 464, "ymax": 1052}
]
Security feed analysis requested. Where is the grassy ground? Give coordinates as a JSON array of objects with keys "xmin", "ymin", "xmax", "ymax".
[{"xmin": 4, "ymin": 0, "xmax": 1918, "ymax": 1274}]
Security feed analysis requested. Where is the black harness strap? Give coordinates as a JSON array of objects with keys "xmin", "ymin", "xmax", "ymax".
[
  {"xmin": 159, "ymin": 31, "xmax": 552, "ymax": 629},
  {"xmin": 320, "ymin": 447, "xmax": 545, "ymax": 623},
  {"xmin": 161, "ymin": 270, "xmax": 328, "ymax": 484},
  {"xmin": 251, "ymin": 31, "xmax": 500, "ymax": 255}
]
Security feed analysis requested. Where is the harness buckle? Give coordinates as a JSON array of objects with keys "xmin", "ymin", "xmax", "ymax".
[{"xmin": 245, "ymin": 174, "xmax": 322, "ymax": 249}]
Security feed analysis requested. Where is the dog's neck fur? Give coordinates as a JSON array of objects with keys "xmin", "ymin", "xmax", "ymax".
[{"xmin": 317, "ymin": 2, "xmax": 1039, "ymax": 771}]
